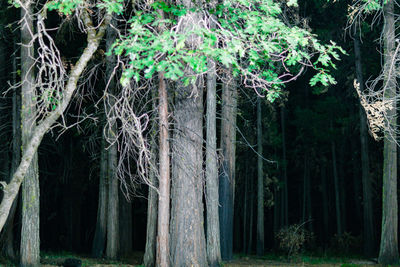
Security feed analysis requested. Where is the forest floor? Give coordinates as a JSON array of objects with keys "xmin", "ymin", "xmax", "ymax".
[{"xmin": 0, "ymin": 252, "xmax": 389, "ymax": 266}]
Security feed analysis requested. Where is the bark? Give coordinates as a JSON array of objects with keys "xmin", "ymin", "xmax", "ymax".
[
  {"xmin": 144, "ymin": 87, "xmax": 158, "ymax": 267},
  {"xmin": 256, "ymin": 97, "xmax": 264, "ymax": 256},
  {"xmin": 92, "ymin": 127, "xmax": 108, "ymax": 257},
  {"xmin": 105, "ymin": 17, "xmax": 119, "ymax": 260},
  {"xmin": 143, "ymin": 157, "xmax": 157, "ymax": 267},
  {"xmin": 331, "ymin": 141, "xmax": 342, "ymax": 236},
  {"xmin": 379, "ymin": 0, "xmax": 399, "ymax": 264},
  {"xmin": 354, "ymin": 35, "xmax": 374, "ymax": 256},
  {"xmin": 247, "ymin": 175, "xmax": 254, "ymax": 254},
  {"xmin": 156, "ymin": 70, "xmax": 170, "ymax": 267},
  {"xmin": 219, "ymin": 71, "xmax": 237, "ymax": 261},
  {"xmin": 205, "ymin": 38, "xmax": 221, "ymax": 267},
  {"xmin": 0, "ymin": 10, "xmax": 110, "ymax": 236},
  {"xmin": 338, "ymin": 143, "xmax": 347, "ymax": 233},
  {"xmin": 280, "ymin": 107, "xmax": 288, "ymax": 227},
  {"xmin": 170, "ymin": 12, "xmax": 207, "ymax": 262},
  {"xmin": 302, "ymin": 156, "xmax": 312, "ymax": 231},
  {"xmin": 20, "ymin": 2, "xmax": 40, "ymax": 265},
  {"xmin": 242, "ymin": 169, "xmax": 248, "ymax": 254}
]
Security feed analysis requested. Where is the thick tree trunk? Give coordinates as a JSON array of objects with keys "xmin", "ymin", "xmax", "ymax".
[
  {"xmin": 331, "ymin": 141, "xmax": 342, "ymax": 236},
  {"xmin": 205, "ymin": 47, "xmax": 221, "ymax": 267},
  {"xmin": 379, "ymin": 0, "xmax": 399, "ymax": 264},
  {"xmin": 219, "ymin": 71, "xmax": 237, "ymax": 261},
  {"xmin": 156, "ymin": 71, "xmax": 170, "ymax": 267},
  {"xmin": 20, "ymin": 2, "xmax": 40, "ymax": 266},
  {"xmin": 256, "ymin": 98, "xmax": 264, "ymax": 256},
  {"xmin": 170, "ymin": 72, "xmax": 206, "ymax": 266},
  {"xmin": 354, "ymin": 35, "xmax": 375, "ymax": 256},
  {"xmin": 0, "ymin": 12, "xmax": 110, "ymax": 234},
  {"xmin": 92, "ymin": 130, "xmax": 108, "ymax": 257},
  {"xmin": 170, "ymin": 9, "xmax": 206, "ymax": 265}
]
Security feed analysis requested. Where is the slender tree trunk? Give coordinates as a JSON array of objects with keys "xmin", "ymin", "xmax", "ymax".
[
  {"xmin": 105, "ymin": 17, "xmax": 119, "ymax": 259},
  {"xmin": 247, "ymin": 176, "xmax": 254, "ymax": 254},
  {"xmin": 219, "ymin": 70, "xmax": 237, "ymax": 261},
  {"xmin": 92, "ymin": 125, "xmax": 108, "ymax": 257},
  {"xmin": 20, "ymin": 2, "xmax": 40, "ymax": 266},
  {"xmin": 338, "ymin": 143, "xmax": 347, "ymax": 233},
  {"xmin": 156, "ymin": 70, "xmax": 170, "ymax": 267},
  {"xmin": 379, "ymin": 0, "xmax": 399, "ymax": 264},
  {"xmin": 242, "ymin": 171, "xmax": 248, "ymax": 254},
  {"xmin": 205, "ymin": 33, "xmax": 221, "ymax": 266},
  {"xmin": 331, "ymin": 141, "xmax": 342, "ymax": 236},
  {"xmin": 256, "ymin": 98, "xmax": 264, "ymax": 256},
  {"xmin": 144, "ymin": 137, "xmax": 157, "ymax": 267},
  {"xmin": 354, "ymin": 34, "xmax": 375, "ymax": 256},
  {"xmin": 280, "ymin": 107, "xmax": 288, "ymax": 227}
]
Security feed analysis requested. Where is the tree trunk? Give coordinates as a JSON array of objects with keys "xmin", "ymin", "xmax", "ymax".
[
  {"xmin": 219, "ymin": 70, "xmax": 237, "ymax": 261},
  {"xmin": 0, "ymin": 12, "xmax": 111, "ymax": 234},
  {"xmin": 354, "ymin": 34, "xmax": 375, "ymax": 256},
  {"xmin": 20, "ymin": 2, "xmax": 40, "ymax": 265},
  {"xmin": 105, "ymin": 17, "xmax": 119, "ymax": 259},
  {"xmin": 379, "ymin": 0, "xmax": 399, "ymax": 264},
  {"xmin": 170, "ymin": 71, "xmax": 206, "ymax": 266},
  {"xmin": 144, "ymin": 157, "xmax": 157, "ymax": 267},
  {"xmin": 242, "ymin": 169, "xmax": 248, "ymax": 254},
  {"xmin": 156, "ymin": 71, "xmax": 171, "ymax": 267},
  {"xmin": 92, "ymin": 128, "xmax": 108, "ymax": 257},
  {"xmin": 247, "ymin": 175, "xmax": 254, "ymax": 254},
  {"xmin": 256, "ymin": 98, "xmax": 264, "ymax": 256},
  {"xmin": 331, "ymin": 141, "xmax": 342, "ymax": 236},
  {"xmin": 144, "ymin": 86, "xmax": 158, "ymax": 267},
  {"xmin": 205, "ymin": 35, "xmax": 221, "ymax": 266},
  {"xmin": 338, "ymin": 143, "xmax": 347, "ymax": 233},
  {"xmin": 170, "ymin": 8, "xmax": 207, "ymax": 264},
  {"xmin": 280, "ymin": 107, "xmax": 288, "ymax": 227}
]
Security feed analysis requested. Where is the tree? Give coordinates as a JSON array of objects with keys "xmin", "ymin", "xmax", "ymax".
[
  {"xmin": 0, "ymin": 0, "xmax": 112, "ymax": 235},
  {"xmin": 378, "ymin": 0, "xmax": 398, "ymax": 263},
  {"xmin": 256, "ymin": 97, "xmax": 264, "ymax": 256},
  {"xmin": 20, "ymin": 1, "xmax": 40, "ymax": 265}
]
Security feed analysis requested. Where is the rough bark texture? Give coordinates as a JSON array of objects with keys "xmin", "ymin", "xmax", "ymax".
[
  {"xmin": 256, "ymin": 98, "xmax": 264, "ymax": 256},
  {"xmin": 156, "ymin": 71, "xmax": 170, "ymax": 267},
  {"xmin": 205, "ymin": 51, "xmax": 221, "ymax": 267},
  {"xmin": 219, "ymin": 71, "xmax": 237, "ymax": 261},
  {"xmin": 379, "ymin": 0, "xmax": 399, "ymax": 264},
  {"xmin": 20, "ymin": 2, "xmax": 40, "ymax": 266},
  {"xmin": 92, "ymin": 133, "xmax": 108, "ymax": 257},
  {"xmin": 170, "ymin": 74, "xmax": 206, "ymax": 266},
  {"xmin": 0, "ymin": 11, "xmax": 110, "ymax": 236},
  {"xmin": 143, "ymin": 163, "xmax": 157, "ymax": 267},
  {"xmin": 354, "ymin": 36, "xmax": 374, "ymax": 256},
  {"xmin": 105, "ymin": 17, "xmax": 119, "ymax": 260}
]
